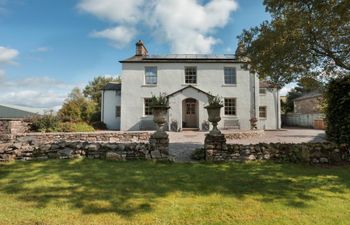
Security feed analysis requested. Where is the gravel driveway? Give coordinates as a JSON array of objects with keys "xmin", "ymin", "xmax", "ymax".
[{"xmin": 169, "ymin": 128, "xmax": 326, "ymax": 162}]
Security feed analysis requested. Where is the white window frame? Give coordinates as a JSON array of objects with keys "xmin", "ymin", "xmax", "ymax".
[
  {"xmin": 145, "ymin": 67, "xmax": 157, "ymax": 85},
  {"xmin": 184, "ymin": 67, "xmax": 197, "ymax": 84},
  {"xmin": 144, "ymin": 98, "xmax": 153, "ymax": 116},
  {"xmin": 224, "ymin": 67, "xmax": 237, "ymax": 85},
  {"xmin": 224, "ymin": 98, "xmax": 237, "ymax": 116},
  {"xmin": 259, "ymin": 106, "xmax": 267, "ymax": 118},
  {"xmin": 259, "ymin": 88, "xmax": 267, "ymax": 95}
]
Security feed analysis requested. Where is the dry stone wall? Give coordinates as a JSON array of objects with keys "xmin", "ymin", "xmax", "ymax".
[
  {"xmin": 0, "ymin": 140, "xmax": 169, "ymax": 162},
  {"xmin": 204, "ymin": 140, "xmax": 350, "ymax": 165}
]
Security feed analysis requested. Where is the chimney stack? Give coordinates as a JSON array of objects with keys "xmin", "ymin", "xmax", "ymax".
[{"xmin": 136, "ymin": 40, "xmax": 148, "ymax": 56}]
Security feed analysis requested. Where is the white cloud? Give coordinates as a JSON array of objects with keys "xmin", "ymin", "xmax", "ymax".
[
  {"xmin": 32, "ymin": 47, "xmax": 50, "ymax": 53},
  {"xmin": 91, "ymin": 26, "xmax": 136, "ymax": 48},
  {"xmin": 279, "ymin": 82, "xmax": 297, "ymax": 96},
  {"xmin": 0, "ymin": 75, "xmax": 76, "ymax": 109},
  {"xmin": 78, "ymin": 0, "xmax": 238, "ymax": 53},
  {"xmin": 77, "ymin": 0, "xmax": 145, "ymax": 24},
  {"xmin": 0, "ymin": 46, "xmax": 19, "ymax": 64}
]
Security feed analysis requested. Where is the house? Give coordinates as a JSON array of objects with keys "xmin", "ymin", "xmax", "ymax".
[
  {"xmin": 101, "ymin": 40, "xmax": 281, "ymax": 131},
  {"xmin": 0, "ymin": 103, "xmax": 45, "ymax": 119},
  {"xmin": 293, "ymin": 92, "xmax": 323, "ymax": 114}
]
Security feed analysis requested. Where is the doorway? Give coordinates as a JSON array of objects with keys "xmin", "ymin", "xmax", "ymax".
[{"xmin": 182, "ymin": 98, "xmax": 199, "ymax": 128}]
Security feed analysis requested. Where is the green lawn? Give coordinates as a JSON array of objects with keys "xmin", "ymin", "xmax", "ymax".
[{"xmin": 0, "ymin": 160, "xmax": 349, "ymax": 225}]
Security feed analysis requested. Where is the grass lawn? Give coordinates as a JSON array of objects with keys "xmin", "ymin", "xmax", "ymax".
[{"xmin": 0, "ymin": 160, "xmax": 349, "ymax": 225}]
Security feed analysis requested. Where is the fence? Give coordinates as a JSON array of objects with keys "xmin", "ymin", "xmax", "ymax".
[{"xmin": 282, "ymin": 113, "xmax": 325, "ymax": 129}]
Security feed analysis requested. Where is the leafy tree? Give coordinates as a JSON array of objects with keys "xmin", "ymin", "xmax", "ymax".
[
  {"xmin": 58, "ymin": 87, "xmax": 96, "ymax": 122},
  {"xmin": 324, "ymin": 75, "xmax": 350, "ymax": 145},
  {"xmin": 237, "ymin": 0, "xmax": 350, "ymax": 85},
  {"xmin": 83, "ymin": 76, "xmax": 121, "ymax": 110}
]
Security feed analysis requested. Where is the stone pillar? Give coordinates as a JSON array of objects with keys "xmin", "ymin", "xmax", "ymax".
[
  {"xmin": 0, "ymin": 120, "xmax": 12, "ymax": 143},
  {"xmin": 204, "ymin": 133, "xmax": 227, "ymax": 161},
  {"xmin": 149, "ymin": 133, "xmax": 170, "ymax": 160}
]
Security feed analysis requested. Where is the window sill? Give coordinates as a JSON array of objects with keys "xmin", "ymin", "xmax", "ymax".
[
  {"xmin": 141, "ymin": 116, "xmax": 153, "ymax": 119},
  {"xmin": 222, "ymin": 84, "xmax": 237, "ymax": 87},
  {"xmin": 142, "ymin": 84, "xmax": 157, "ymax": 87},
  {"xmin": 222, "ymin": 115, "xmax": 238, "ymax": 118},
  {"xmin": 182, "ymin": 83, "xmax": 197, "ymax": 86},
  {"xmin": 259, "ymin": 118, "xmax": 267, "ymax": 120}
]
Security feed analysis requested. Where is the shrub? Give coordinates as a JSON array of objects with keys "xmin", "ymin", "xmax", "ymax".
[
  {"xmin": 325, "ymin": 76, "xmax": 350, "ymax": 145},
  {"xmin": 191, "ymin": 148, "xmax": 206, "ymax": 160},
  {"xmin": 207, "ymin": 93, "xmax": 223, "ymax": 107},
  {"xmin": 58, "ymin": 122, "xmax": 95, "ymax": 132},
  {"xmin": 150, "ymin": 93, "xmax": 168, "ymax": 107},
  {"xmin": 30, "ymin": 114, "xmax": 61, "ymax": 132},
  {"xmin": 91, "ymin": 121, "xmax": 107, "ymax": 130}
]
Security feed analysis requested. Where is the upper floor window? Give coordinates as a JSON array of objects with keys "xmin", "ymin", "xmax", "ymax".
[
  {"xmin": 224, "ymin": 67, "xmax": 236, "ymax": 84},
  {"xmin": 259, "ymin": 88, "xmax": 267, "ymax": 94},
  {"xmin": 144, "ymin": 98, "xmax": 153, "ymax": 116},
  {"xmin": 185, "ymin": 67, "xmax": 197, "ymax": 84},
  {"xmin": 259, "ymin": 106, "xmax": 267, "ymax": 118},
  {"xmin": 145, "ymin": 67, "xmax": 157, "ymax": 85},
  {"xmin": 115, "ymin": 106, "xmax": 121, "ymax": 117},
  {"xmin": 224, "ymin": 98, "xmax": 236, "ymax": 116}
]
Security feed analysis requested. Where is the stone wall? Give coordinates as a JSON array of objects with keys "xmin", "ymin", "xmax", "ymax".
[
  {"xmin": 224, "ymin": 130, "xmax": 264, "ymax": 140},
  {"xmin": 0, "ymin": 140, "xmax": 169, "ymax": 162},
  {"xmin": 0, "ymin": 119, "xmax": 29, "ymax": 143},
  {"xmin": 204, "ymin": 141, "xmax": 350, "ymax": 165},
  {"xmin": 13, "ymin": 131, "xmax": 151, "ymax": 144}
]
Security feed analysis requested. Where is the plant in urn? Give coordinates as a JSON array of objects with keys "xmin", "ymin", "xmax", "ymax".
[
  {"xmin": 204, "ymin": 94, "xmax": 223, "ymax": 136},
  {"xmin": 150, "ymin": 93, "xmax": 170, "ymax": 138}
]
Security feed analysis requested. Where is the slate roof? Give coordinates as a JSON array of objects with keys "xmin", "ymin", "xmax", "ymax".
[
  {"xmin": 0, "ymin": 103, "xmax": 46, "ymax": 115},
  {"xmin": 102, "ymin": 82, "xmax": 121, "ymax": 91},
  {"xmin": 294, "ymin": 92, "xmax": 322, "ymax": 101},
  {"xmin": 120, "ymin": 54, "xmax": 243, "ymax": 63}
]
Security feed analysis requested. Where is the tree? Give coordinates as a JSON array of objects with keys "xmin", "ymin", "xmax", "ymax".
[
  {"xmin": 324, "ymin": 76, "xmax": 350, "ymax": 145},
  {"xmin": 237, "ymin": 0, "xmax": 350, "ymax": 84},
  {"xmin": 83, "ymin": 76, "xmax": 121, "ymax": 110},
  {"xmin": 58, "ymin": 87, "xmax": 96, "ymax": 122}
]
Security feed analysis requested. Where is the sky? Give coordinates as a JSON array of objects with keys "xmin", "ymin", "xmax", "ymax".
[{"xmin": 0, "ymin": 0, "xmax": 291, "ymax": 110}]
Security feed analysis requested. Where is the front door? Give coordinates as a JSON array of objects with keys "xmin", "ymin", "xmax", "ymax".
[{"xmin": 183, "ymin": 98, "xmax": 198, "ymax": 128}]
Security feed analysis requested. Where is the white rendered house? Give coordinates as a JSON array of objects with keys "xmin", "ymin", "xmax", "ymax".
[{"xmin": 101, "ymin": 41, "xmax": 280, "ymax": 131}]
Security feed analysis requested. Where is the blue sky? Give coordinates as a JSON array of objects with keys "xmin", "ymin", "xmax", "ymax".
[{"xmin": 0, "ymin": 0, "xmax": 282, "ymax": 110}]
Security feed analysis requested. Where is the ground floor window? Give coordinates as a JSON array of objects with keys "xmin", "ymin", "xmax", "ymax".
[
  {"xmin": 115, "ymin": 106, "xmax": 121, "ymax": 117},
  {"xmin": 259, "ymin": 106, "xmax": 267, "ymax": 118},
  {"xmin": 144, "ymin": 98, "xmax": 153, "ymax": 115},
  {"xmin": 224, "ymin": 98, "xmax": 236, "ymax": 115}
]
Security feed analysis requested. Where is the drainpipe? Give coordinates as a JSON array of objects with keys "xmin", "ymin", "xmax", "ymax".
[{"xmin": 101, "ymin": 90, "xmax": 104, "ymax": 122}]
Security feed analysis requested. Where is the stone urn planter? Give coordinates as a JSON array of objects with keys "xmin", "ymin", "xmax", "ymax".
[
  {"xmin": 152, "ymin": 105, "xmax": 170, "ymax": 138},
  {"xmin": 205, "ymin": 105, "xmax": 223, "ymax": 136}
]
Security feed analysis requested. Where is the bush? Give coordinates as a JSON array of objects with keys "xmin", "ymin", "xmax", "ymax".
[
  {"xmin": 58, "ymin": 122, "xmax": 95, "ymax": 132},
  {"xmin": 91, "ymin": 121, "xmax": 107, "ymax": 130},
  {"xmin": 325, "ymin": 76, "xmax": 350, "ymax": 145},
  {"xmin": 30, "ymin": 114, "xmax": 61, "ymax": 132},
  {"xmin": 191, "ymin": 148, "xmax": 206, "ymax": 160}
]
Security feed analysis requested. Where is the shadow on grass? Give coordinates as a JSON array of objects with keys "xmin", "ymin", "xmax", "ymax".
[{"xmin": 0, "ymin": 159, "xmax": 349, "ymax": 217}]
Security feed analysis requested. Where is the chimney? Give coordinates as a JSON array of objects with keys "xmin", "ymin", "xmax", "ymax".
[{"xmin": 135, "ymin": 40, "xmax": 148, "ymax": 56}]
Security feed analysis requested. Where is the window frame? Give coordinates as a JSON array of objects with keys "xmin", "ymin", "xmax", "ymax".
[
  {"xmin": 184, "ymin": 66, "xmax": 197, "ymax": 84},
  {"xmin": 224, "ymin": 98, "xmax": 237, "ymax": 116},
  {"xmin": 259, "ymin": 106, "xmax": 267, "ymax": 118},
  {"xmin": 115, "ymin": 106, "xmax": 121, "ymax": 118},
  {"xmin": 144, "ymin": 98, "xmax": 153, "ymax": 116},
  {"xmin": 144, "ymin": 66, "xmax": 158, "ymax": 85},
  {"xmin": 259, "ymin": 88, "xmax": 267, "ymax": 95},
  {"xmin": 224, "ymin": 67, "xmax": 237, "ymax": 85}
]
